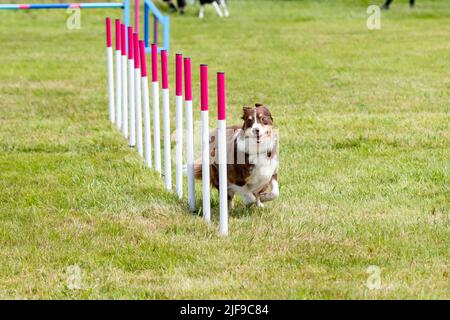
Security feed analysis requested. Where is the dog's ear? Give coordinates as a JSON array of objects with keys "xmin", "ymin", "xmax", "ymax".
[
  {"xmin": 255, "ymin": 103, "xmax": 273, "ymax": 121},
  {"xmin": 266, "ymin": 108, "xmax": 273, "ymax": 122},
  {"xmin": 255, "ymin": 103, "xmax": 273, "ymax": 122},
  {"xmin": 241, "ymin": 107, "xmax": 253, "ymax": 120}
]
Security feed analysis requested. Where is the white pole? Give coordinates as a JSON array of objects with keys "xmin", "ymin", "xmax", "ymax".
[
  {"xmin": 161, "ymin": 50, "xmax": 171, "ymax": 190},
  {"xmin": 127, "ymin": 28, "xmax": 135, "ymax": 147},
  {"xmin": 135, "ymin": 69, "xmax": 143, "ymax": 157},
  {"xmin": 218, "ymin": 119, "xmax": 228, "ymax": 235},
  {"xmin": 107, "ymin": 47, "xmax": 115, "ymax": 124},
  {"xmin": 175, "ymin": 54, "xmax": 183, "ymax": 199},
  {"xmin": 175, "ymin": 94, "xmax": 183, "ymax": 199},
  {"xmin": 162, "ymin": 88, "xmax": 171, "ymax": 190},
  {"xmin": 201, "ymin": 110, "xmax": 211, "ymax": 223},
  {"xmin": 217, "ymin": 72, "xmax": 228, "ymax": 236},
  {"xmin": 120, "ymin": 23, "xmax": 128, "ymax": 138},
  {"xmin": 143, "ymin": 77, "xmax": 152, "ymax": 168},
  {"xmin": 151, "ymin": 44, "xmax": 161, "ymax": 175},
  {"xmin": 152, "ymin": 81, "xmax": 161, "ymax": 173},
  {"xmin": 184, "ymin": 58, "xmax": 195, "ymax": 212},
  {"xmin": 186, "ymin": 99, "xmax": 195, "ymax": 212},
  {"xmin": 140, "ymin": 41, "xmax": 152, "ymax": 168},
  {"xmin": 115, "ymin": 20, "xmax": 122, "ymax": 131},
  {"xmin": 200, "ymin": 64, "xmax": 210, "ymax": 223},
  {"xmin": 106, "ymin": 18, "xmax": 114, "ymax": 123},
  {"xmin": 121, "ymin": 50, "xmax": 128, "ymax": 138},
  {"xmin": 133, "ymin": 34, "xmax": 143, "ymax": 157}
]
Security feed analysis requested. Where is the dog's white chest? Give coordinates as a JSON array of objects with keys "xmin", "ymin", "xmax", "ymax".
[{"xmin": 246, "ymin": 155, "xmax": 278, "ymax": 192}]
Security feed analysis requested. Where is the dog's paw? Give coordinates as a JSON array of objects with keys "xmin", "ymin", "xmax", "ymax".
[{"xmin": 256, "ymin": 201, "xmax": 265, "ymax": 208}]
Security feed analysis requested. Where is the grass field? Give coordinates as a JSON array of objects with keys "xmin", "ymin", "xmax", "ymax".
[{"xmin": 0, "ymin": 0, "xmax": 449, "ymax": 299}]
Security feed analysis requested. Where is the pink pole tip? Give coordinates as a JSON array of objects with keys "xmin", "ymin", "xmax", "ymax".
[
  {"xmin": 200, "ymin": 64, "xmax": 208, "ymax": 111},
  {"xmin": 217, "ymin": 72, "xmax": 226, "ymax": 120},
  {"xmin": 175, "ymin": 54, "xmax": 183, "ymax": 96},
  {"xmin": 120, "ymin": 24, "xmax": 126, "ymax": 56},
  {"xmin": 184, "ymin": 58, "xmax": 192, "ymax": 101},
  {"xmin": 161, "ymin": 50, "xmax": 169, "ymax": 89},
  {"xmin": 115, "ymin": 19, "xmax": 121, "ymax": 51},
  {"xmin": 151, "ymin": 43, "xmax": 158, "ymax": 82},
  {"xmin": 133, "ymin": 33, "xmax": 140, "ymax": 68},
  {"xmin": 139, "ymin": 40, "xmax": 147, "ymax": 77},
  {"xmin": 127, "ymin": 27, "xmax": 133, "ymax": 59},
  {"xmin": 106, "ymin": 17, "xmax": 112, "ymax": 48}
]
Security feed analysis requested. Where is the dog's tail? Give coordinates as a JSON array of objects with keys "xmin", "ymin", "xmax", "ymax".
[{"xmin": 194, "ymin": 161, "xmax": 202, "ymax": 180}]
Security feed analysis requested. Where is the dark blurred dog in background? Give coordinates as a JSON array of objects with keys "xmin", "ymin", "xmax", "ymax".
[{"xmin": 162, "ymin": 0, "xmax": 229, "ymax": 18}]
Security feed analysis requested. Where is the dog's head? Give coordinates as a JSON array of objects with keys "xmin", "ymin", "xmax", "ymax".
[{"xmin": 241, "ymin": 103, "xmax": 274, "ymax": 144}]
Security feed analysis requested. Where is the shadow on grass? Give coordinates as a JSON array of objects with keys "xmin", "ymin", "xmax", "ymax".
[{"xmin": 192, "ymin": 195, "xmax": 269, "ymax": 221}]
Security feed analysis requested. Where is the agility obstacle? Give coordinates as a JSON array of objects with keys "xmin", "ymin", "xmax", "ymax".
[
  {"xmin": 127, "ymin": 26, "xmax": 136, "ymax": 147},
  {"xmin": 161, "ymin": 49, "xmax": 172, "ymax": 191},
  {"xmin": 0, "ymin": 1, "xmax": 169, "ymax": 53},
  {"xmin": 144, "ymin": 0, "xmax": 169, "ymax": 53},
  {"xmin": 105, "ymin": 17, "xmax": 229, "ymax": 235},
  {"xmin": 200, "ymin": 64, "xmax": 211, "ymax": 223},
  {"xmin": 0, "ymin": 1, "xmax": 131, "ymax": 30},
  {"xmin": 184, "ymin": 57, "xmax": 195, "ymax": 213},
  {"xmin": 1, "ymin": 1, "xmax": 170, "ymax": 133},
  {"xmin": 151, "ymin": 43, "xmax": 162, "ymax": 174},
  {"xmin": 175, "ymin": 54, "xmax": 184, "ymax": 200}
]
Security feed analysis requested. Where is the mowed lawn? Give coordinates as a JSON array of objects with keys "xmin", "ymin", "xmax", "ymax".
[{"xmin": 0, "ymin": 0, "xmax": 449, "ymax": 299}]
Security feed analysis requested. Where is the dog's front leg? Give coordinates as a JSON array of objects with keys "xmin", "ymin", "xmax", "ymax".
[
  {"xmin": 230, "ymin": 184, "xmax": 256, "ymax": 207},
  {"xmin": 255, "ymin": 195, "xmax": 264, "ymax": 208},
  {"xmin": 241, "ymin": 189, "xmax": 256, "ymax": 207},
  {"xmin": 259, "ymin": 177, "xmax": 279, "ymax": 203},
  {"xmin": 227, "ymin": 188, "xmax": 235, "ymax": 209},
  {"xmin": 199, "ymin": 5, "xmax": 204, "ymax": 18}
]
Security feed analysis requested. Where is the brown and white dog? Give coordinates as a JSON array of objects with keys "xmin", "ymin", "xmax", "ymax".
[{"xmin": 195, "ymin": 103, "xmax": 279, "ymax": 208}]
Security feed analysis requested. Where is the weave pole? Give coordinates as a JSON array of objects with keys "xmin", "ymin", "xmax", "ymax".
[
  {"xmin": 140, "ymin": 40, "xmax": 152, "ymax": 168},
  {"xmin": 121, "ymin": 23, "xmax": 128, "ymax": 138},
  {"xmin": 127, "ymin": 26, "xmax": 136, "ymax": 147},
  {"xmin": 200, "ymin": 64, "xmax": 211, "ymax": 223},
  {"xmin": 161, "ymin": 50, "xmax": 172, "ymax": 190},
  {"xmin": 133, "ymin": 33, "xmax": 143, "ymax": 156},
  {"xmin": 115, "ymin": 19, "xmax": 122, "ymax": 130},
  {"xmin": 184, "ymin": 57, "xmax": 195, "ymax": 212},
  {"xmin": 151, "ymin": 43, "xmax": 161, "ymax": 174},
  {"xmin": 105, "ymin": 18, "xmax": 115, "ymax": 124},
  {"xmin": 175, "ymin": 54, "xmax": 183, "ymax": 199},
  {"xmin": 217, "ymin": 72, "xmax": 228, "ymax": 236}
]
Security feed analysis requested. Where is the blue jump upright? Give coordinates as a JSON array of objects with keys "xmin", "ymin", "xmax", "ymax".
[{"xmin": 144, "ymin": 0, "xmax": 170, "ymax": 53}]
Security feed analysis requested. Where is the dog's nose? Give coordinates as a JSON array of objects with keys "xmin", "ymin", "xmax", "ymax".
[{"xmin": 254, "ymin": 128, "xmax": 260, "ymax": 135}]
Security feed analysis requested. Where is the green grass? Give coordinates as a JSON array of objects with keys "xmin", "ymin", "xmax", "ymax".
[{"xmin": 0, "ymin": 0, "xmax": 449, "ymax": 299}]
